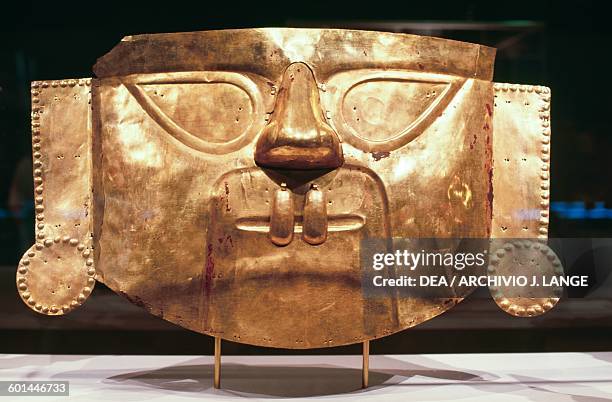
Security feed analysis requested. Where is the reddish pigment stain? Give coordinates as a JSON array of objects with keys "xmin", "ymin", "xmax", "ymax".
[
  {"xmin": 217, "ymin": 234, "xmax": 234, "ymax": 247},
  {"xmin": 371, "ymin": 151, "xmax": 390, "ymax": 161},
  {"xmin": 469, "ymin": 134, "xmax": 478, "ymax": 150},
  {"xmin": 223, "ymin": 182, "xmax": 231, "ymax": 212},
  {"xmin": 484, "ymin": 130, "xmax": 494, "ymax": 231},
  {"xmin": 204, "ymin": 243, "xmax": 214, "ymax": 295}
]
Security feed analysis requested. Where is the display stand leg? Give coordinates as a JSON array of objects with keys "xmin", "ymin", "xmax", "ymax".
[
  {"xmin": 214, "ymin": 336, "xmax": 221, "ymax": 389},
  {"xmin": 362, "ymin": 340, "xmax": 369, "ymax": 389}
]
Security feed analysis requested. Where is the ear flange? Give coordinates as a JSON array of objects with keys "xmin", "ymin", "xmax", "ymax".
[{"xmin": 16, "ymin": 237, "xmax": 95, "ymax": 315}]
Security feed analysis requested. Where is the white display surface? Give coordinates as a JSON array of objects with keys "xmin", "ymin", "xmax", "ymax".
[{"xmin": 1, "ymin": 352, "xmax": 612, "ymax": 401}]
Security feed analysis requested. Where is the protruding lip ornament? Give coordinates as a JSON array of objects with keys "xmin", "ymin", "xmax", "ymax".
[
  {"xmin": 254, "ymin": 62, "xmax": 344, "ymax": 170},
  {"xmin": 240, "ymin": 182, "xmax": 365, "ymax": 246}
]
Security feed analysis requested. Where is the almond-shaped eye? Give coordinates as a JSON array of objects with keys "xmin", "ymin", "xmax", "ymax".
[
  {"xmin": 325, "ymin": 71, "xmax": 465, "ymax": 152},
  {"xmin": 124, "ymin": 72, "xmax": 265, "ymax": 154}
]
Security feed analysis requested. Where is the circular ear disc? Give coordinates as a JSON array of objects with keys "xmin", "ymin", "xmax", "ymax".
[
  {"xmin": 16, "ymin": 237, "xmax": 95, "ymax": 315},
  {"xmin": 488, "ymin": 240, "xmax": 562, "ymax": 317}
]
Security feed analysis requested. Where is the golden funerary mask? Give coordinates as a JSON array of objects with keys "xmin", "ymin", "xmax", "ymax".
[{"xmin": 18, "ymin": 29, "xmax": 555, "ymax": 349}]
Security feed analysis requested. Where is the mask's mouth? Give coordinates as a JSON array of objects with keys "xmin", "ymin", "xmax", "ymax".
[
  {"xmin": 235, "ymin": 179, "xmax": 366, "ymax": 246},
  {"xmin": 235, "ymin": 214, "xmax": 366, "ymax": 238},
  {"xmin": 205, "ymin": 165, "xmax": 390, "ymax": 283}
]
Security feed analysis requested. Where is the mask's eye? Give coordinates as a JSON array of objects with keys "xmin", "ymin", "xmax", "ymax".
[
  {"xmin": 323, "ymin": 71, "xmax": 465, "ymax": 152},
  {"xmin": 124, "ymin": 72, "xmax": 266, "ymax": 154}
]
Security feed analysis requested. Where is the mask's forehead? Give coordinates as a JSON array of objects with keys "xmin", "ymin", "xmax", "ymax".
[{"xmin": 93, "ymin": 28, "xmax": 496, "ymax": 81}]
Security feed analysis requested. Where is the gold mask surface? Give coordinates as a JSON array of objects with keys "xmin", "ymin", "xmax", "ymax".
[{"xmin": 17, "ymin": 28, "xmax": 554, "ymax": 348}]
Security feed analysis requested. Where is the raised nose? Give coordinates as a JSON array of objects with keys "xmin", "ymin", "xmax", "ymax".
[{"xmin": 254, "ymin": 62, "xmax": 344, "ymax": 170}]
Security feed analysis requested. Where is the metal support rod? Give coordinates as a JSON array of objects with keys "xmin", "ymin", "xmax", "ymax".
[
  {"xmin": 362, "ymin": 340, "xmax": 369, "ymax": 388},
  {"xmin": 214, "ymin": 336, "xmax": 221, "ymax": 389}
]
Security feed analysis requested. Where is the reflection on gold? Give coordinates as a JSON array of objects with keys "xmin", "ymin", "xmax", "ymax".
[{"xmin": 448, "ymin": 174, "xmax": 473, "ymax": 209}]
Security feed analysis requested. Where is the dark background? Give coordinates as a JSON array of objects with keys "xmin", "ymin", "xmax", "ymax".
[{"xmin": 1, "ymin": 0, "xmax": 611, "ymax": 356}]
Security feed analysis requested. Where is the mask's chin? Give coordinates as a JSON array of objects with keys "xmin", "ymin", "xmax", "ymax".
[{"xmin": 199, "ymin": 165, "xmax": 395, "ymax": 347}]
